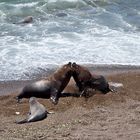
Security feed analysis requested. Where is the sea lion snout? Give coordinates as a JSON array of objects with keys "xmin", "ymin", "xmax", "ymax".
[
  {"xmin": 71, "ymin": 62, "xmax": 81, "ymax": 74},
  {"xmin": 29, "ymin": 97, "xmax": 37, "ymax": 104}
]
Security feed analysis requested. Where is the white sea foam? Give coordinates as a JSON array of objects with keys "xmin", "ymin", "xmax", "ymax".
[
  {"xmin": 0, "ymin": 0, "xmax": 140, "ymax": 81},
  {"xmin": 10, "ymin": 2, "xmax": 38, "ymax": 8},
  {"xmin": 0, "ymin": 24, "xmax": 140, "ymax": 81}
]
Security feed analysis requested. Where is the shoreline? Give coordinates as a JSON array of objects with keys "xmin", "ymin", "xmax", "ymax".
[{"xmin": 0, "ymin": 64, "xmax": 140, "ymax": 96}]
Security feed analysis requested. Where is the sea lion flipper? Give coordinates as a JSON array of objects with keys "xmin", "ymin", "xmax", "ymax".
[
  {"xmin": 16, "ymin": 97, "xmax": 21, "ymax": 103},
  {"xmin": 109, "ymin": 87, "xmax": 117, "ymax": 93},
  {"xmin": 80, "ymin": 90, "xmax": 85, "ymax": 97},
  {"xmin": 47, "ymin": 111, "xmax": 55, "ymax": 114},
  {"xmin": 50, "ymin": 88, "xmax": 59, "ymax": 105},
  {"xmin": 15, "ymin": 119, "xmax": 28, "ymax": 124}
]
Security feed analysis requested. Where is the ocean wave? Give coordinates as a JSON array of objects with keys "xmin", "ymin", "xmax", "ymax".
[
  {"xmin": 10, "ymin": 2, "xmax": 38, "ymax": 8},
  {"xmin": 0, "ymin": 0, "xmax": 140, "ymax": 81}
]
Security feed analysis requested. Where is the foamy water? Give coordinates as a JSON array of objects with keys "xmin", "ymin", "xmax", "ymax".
[{"xmin": 0, "ymin": 0, "xmax": 140, "ymax": 81}]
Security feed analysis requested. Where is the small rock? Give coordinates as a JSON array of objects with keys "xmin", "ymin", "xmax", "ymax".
[{"xmin": 15, "ymin": 112, "xmax": 20, "ymax": 115}]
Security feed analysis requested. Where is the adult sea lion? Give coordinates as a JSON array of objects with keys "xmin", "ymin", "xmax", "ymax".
[
  {"xmin": 72, "ymin": 62, "xmax": 92, "ymax": 92},
  {"xmin": 13, "ymin": 16, "xmax": 33, "ymax": 24},
  {"xmin": 16, "ymin": 97, "xmax": 53, "ymax": 124},
  {"xmin": 16, "ymin": 62, "xmax": 72, "ymax": 104},
  {"xmin": 83, "ymin": 74, "xmax": 114, "ymax": 95},
  {"xmin": 72, "ymin": 62, "xmax": 114, "ymax": 97}
]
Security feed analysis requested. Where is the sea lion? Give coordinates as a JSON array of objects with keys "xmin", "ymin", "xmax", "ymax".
[
  {"xmin": 13, "ymin": 16, "xmax": 33, "ymax": 24},
  {"xmin": 16, "ymin": 97, "xmax": 53, "ymax": 124},
  {"xmin": 72, "ymin": 62, "xmax": 114, "ymax": 97},
  {"xmin": 82, "ymin": 74, "xmax": 114, "ymax": 96},
  {"xmin": 72, "ymin": 62, "xmax": 92, "ymax": 92},
  {"xmin": 16, "ymin": 62, "xmax": 72, "ymax": 105},
  {"xmin": 56, "ymin": 13, "xmax": 67, "ymax": 17}
]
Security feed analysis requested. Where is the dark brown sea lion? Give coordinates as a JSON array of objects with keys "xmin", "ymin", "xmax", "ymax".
[
  {"xmin": 13, "ymin": 16, "xmax": 33, "ymax": 24},
  {"xmin": 16, "ymin": 97, "xmax": 53, "ymax": 124},
  {"xmin": 83, "ymin": 74, "xmax": 114, "ymax": 95},
  {"xmin": 72, "ymin": 62, "xmax": 114, "ymax": 97},
  {"xmin": 72, "ymin": 62, "xmax": 92, "ymax": 92},
  {"xmin": 16, "ymin": 62, "xmax": 72, "ymax": 105}
]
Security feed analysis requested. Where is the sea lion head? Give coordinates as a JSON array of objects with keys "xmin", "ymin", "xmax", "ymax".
[
  {"xmin": 72, "ymin": 62, "xmax": 92, "ymax": 91},
  {"xmin": 62, "ymin": 62, "xmax": 73, "ymax": 75},
  {"xmin": 54, "ymin": 62, "xmax": 73, "ymax": 81},
  {"xmin": 56, "ymin": 62, "xmax": 73, "ymax": 90},
  {"xmin": 29, "ymin": 97, "xmax": 37, "ymax": 105},
  {"xmin": 22, "ymin": 16, "xmax": 33, "ymax": 24}
]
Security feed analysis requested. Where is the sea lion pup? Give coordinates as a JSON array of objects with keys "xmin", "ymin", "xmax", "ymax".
[
  {"xmin": 13, "ymin": 16, "xmax": 33, "ymax": 24},
  {"xmin": 16, "ymin": 62, "xmax": 73, "ymax": 105},
  {"xmin": 72, "ymin": 62, "xmax": 114, "ymax": 97},
  {"xmin": 16, "ymin": 97, "xmax": 53, "ymax": 124}
]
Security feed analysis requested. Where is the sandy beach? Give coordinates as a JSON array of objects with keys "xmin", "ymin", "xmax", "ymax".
[{"xmin": 0, "ymin": 65, "xmax": 140, "ymax": 140}]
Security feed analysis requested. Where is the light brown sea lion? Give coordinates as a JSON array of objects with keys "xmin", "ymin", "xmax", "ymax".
[
  {"xmin": 13, "ymin": 16, "xmax": 33, "ymax": 24},
  {"xmin": 16, "ymin": 97, "xmax": 53, "ymax": 124},
  {"xmin": 16, "ymin": 62, "xmax": 72, "ymax": 105},
  {"xmin": 72, "ymin": 62, "xmax": 114, "ymax": 97}
]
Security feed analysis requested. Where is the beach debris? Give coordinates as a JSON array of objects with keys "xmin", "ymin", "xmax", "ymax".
[
  {"xmin": 109, "ymin": 82, "xmax": 123, "ymax": 88},
  {"xmin": 109, "ymin": 82, "xmax": 123, "ymax": 93},
  {"xmin": 15, "ymin": 112, "xmax": 20, "ymax": 115}
]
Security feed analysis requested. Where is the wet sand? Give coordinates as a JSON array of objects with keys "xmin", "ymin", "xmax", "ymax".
[{"xmin": 0, "ymin": 65, "xmax": 140, "ymax": 140}]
